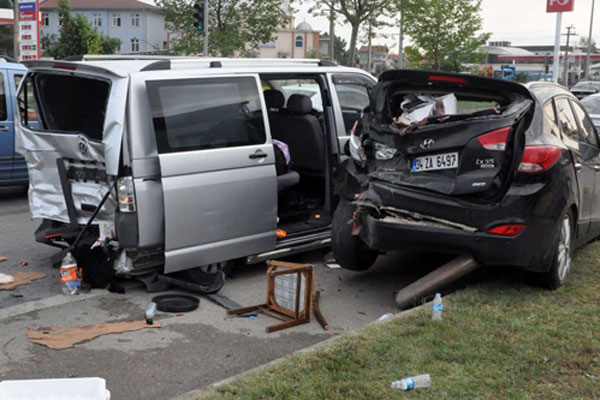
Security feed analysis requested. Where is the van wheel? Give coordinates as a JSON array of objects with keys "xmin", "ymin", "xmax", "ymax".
[
  {"xmin": 536, "ymin": 211, "xmax": 573, "ymax": 289},
  {"xmin": 331, "ymin": 200, "xmax": 378, "ymax": 271}
]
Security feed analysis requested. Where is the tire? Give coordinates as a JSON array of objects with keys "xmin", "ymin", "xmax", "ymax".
[
  {"xmin": 536, "ymin": 211, "xmax": 574, "ymax": 290},
  {"xmin": 331, "ymin": 199, "xmax": 378, "ymax": 271}
]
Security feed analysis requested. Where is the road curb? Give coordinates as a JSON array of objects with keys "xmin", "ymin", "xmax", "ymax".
[{"xmin": 172, "ymin": 301, "xmax": 431, "ymax": 400}]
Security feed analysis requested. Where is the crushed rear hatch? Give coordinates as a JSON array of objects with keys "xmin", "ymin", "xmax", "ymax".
[
  {"xmin": 351, "ymin": 70, "xmax": 535, "ymax": 201},
  {"xmin": 15, "ymin": 61, "xmax": 130, "ymax": 224}
]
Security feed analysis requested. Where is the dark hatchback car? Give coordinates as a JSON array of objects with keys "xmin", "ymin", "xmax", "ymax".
[
  {"xmin": 570, "ymin": 81, "xmax": 600, "ymax": 99},
  {"xmin": 333, "ymin": 70, "xmax": 600, "ymax": 289}
]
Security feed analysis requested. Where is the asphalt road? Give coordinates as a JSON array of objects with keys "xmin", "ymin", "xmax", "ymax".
[{"xmin": 0, "ymin": 185, "xmax": 455, "ymax": 399}]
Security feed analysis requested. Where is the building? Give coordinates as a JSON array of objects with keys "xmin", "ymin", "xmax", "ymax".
[
  {"xmin": 40, "ymin": 0, "xmax": 169, "ymax": 54},
  {"xmin": 357, "ymin": 45, "xmax": 389, "ymax": 74},
  {"xmin": 258, "ymin": 18, "xmax": 320, "ymax": 59}
]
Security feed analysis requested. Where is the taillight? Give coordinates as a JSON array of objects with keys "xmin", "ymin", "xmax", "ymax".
[
  {"xmin": 117, "ymin": 176, "xmax": 136, "ymax": 213},
  {"xmin": 477, "ymin": 127, "xmax": 511, "ymax": 151},
  {"xmin": 518, "ymin": 146, "xmax": 562, "ymax": 173},
  {"xmin": 428, "ymin": 74, "xmax": 468, "ymax": 84},
  {"xmin": 488, "ymin": 224, "xmax": 526, "ymax": 236}
]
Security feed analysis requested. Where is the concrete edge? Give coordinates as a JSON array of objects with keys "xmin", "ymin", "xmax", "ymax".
[{"xmin": 172, "ymin": 301, "xmax": 432, "ymax": 400}]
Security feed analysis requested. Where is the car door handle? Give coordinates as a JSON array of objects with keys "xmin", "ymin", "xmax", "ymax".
[
  {"xmin": 0, "ymin": 126, "xmax": 9, "ymax": 132},
  {"xmin": 249, "ymin": 151, "xmax": 267, "ymax": 159},
  {"xmin": 574, "ymin": 162, "xmax": 583, "ymax": 171}
]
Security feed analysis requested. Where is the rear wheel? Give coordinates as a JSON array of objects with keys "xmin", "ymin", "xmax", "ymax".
[
  {"xmin": 537, "ymin": 211, "xmax": 573, "ymax": 289},
  {"xmin": 331, "ymin": 200, "xmax": 378, "ymax": 271}
]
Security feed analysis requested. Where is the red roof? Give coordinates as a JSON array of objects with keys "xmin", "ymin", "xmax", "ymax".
[{"xmin": 40, "ymin": 0, "xmax": 158, "ymax": 10}]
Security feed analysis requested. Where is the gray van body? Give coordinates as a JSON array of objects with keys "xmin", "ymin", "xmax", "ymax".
[{"xmin": 16, "ymin": 58, "xmax": 375, "ymax": 274}]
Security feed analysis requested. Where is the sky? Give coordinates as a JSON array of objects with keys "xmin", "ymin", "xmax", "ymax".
[{"xmin": 293, "ymin": 0, "xmax": 600, "ymax": 51}]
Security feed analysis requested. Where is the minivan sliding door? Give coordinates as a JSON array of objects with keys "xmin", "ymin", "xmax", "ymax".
[{"xmin": 146, "ymin": 75, "xmax": 277, "ymax": 273}]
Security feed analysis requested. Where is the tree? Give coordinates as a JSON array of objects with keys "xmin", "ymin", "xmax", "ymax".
[
  {"xmin": 579, "ymin": 36, "xmax": 597, "ymax": 53},
  {"xmin": 43, "ymin": 0, "xmax": 121, "ymax": 59},
  {"xmin": 334, "ymin": 35, "xmax": 349, "ymax": 65},
  {"xmin": 310, "ymin": 0, "xmax": 393, "ymax": 67},
  {"xmin": 158, "ymin": 0, "xmax": 290, "ymax": 56},
  {"xmin": 402, "ymin": 0, "xmax": 490, "ymax": 71}
]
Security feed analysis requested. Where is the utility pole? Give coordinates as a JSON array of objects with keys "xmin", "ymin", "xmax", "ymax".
[
  {"xmin": 329, "ymin": 6, "xmax": 335, "ymax": 63},
  {"xmin": 585, "ymin": 0, "xmax": 595, "ymax": 80},
  {"xmin": 397, "ymin": 0, "xmax": 404, "ymax": 69},
  {"xmin": 552, "ymin": 12, "xmax": 562, "ymax": 83},
  {"xmin": 203, "ymin": 0, "xmax": 208, "ymax": 56},
  {"xmin": 13, "ymin": 0, "xmax": 18, "ymax": 60},
  {"xmin": 562, "ymin": 25, "xmax": 577, "ymax": 86},
  {"xmin": 367, "ymin": 21, "xmax": 372, "ymax": 73}
]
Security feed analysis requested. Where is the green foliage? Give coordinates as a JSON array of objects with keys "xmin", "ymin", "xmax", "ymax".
[
  {"xmin": 43, "ymin": 0, "xmax": 121, "ymax": 59},
  {"xmin": 579, "ymin": 36, "xmax": 598, "ymax": 53},
  {"xmin": 514, "ymin": 72, "xmax": 530, "ymax": 83},
  {"xmin": 0, "ymin": 25, "xmax": 14, "ymax": 57},
  {"xmin": 157, "ymin": 0, "xmax": 290, "ymax": 56},
  {"xmin": 305, "ymin": 48, "xmax": 320, "ymax": 59},
  {"xmin": 334, "ymin": 35, "xmax": 349, "ymax": 66},
  {"xmin": 402, "ymin": 0, "xmax": 490, "ymax": 71},
  {"xmin": 310, "ymin": 0, "xmax": 394, "ymax": 67}
]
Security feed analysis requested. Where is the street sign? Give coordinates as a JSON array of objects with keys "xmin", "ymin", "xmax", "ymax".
[
  {"xmin": 547, "ymin": 0, "xmax": 575, "ymax": 13},
  {"xmin": 17, "ymin": 0, "xmax": 40, "ymax": 61}
]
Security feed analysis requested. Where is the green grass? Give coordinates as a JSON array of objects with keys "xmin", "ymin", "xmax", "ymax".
[{"xmin": 198, "ymin": 244, "xmax": 600, "ymax": 399}]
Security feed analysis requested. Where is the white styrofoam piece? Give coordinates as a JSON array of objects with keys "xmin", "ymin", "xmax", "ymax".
[{"xmin": 0, "ymin": 377, "xmax": 110, "ymax": 400}]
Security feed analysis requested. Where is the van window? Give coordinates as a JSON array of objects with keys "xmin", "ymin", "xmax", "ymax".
[
  {"xmin": 147, "ymin": 76, "xmax": 266, "ymax": 154},
  {"xmin": 17, "ymin": 75, "xmax": 39, "ymax": 126},
  {"xmin": 0, "ymin": 73, "xmax": 6, "ymax": 121},
  {"xmin": 19, "ymin": 73, "xmax": 110, "ymax": 141}
]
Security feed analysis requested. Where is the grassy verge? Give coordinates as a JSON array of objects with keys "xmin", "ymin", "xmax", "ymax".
[{"xmin": 199, "ymin": 244, "xmax": 600, "ymax": 399}]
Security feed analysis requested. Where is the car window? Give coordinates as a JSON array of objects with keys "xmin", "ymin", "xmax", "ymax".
[
  {"xmin": 17, "ymin": 75, "xmax": 39, "ymax": 127},
  {"xmin": 332, "ymin": 74, "xmax": 373, "ymax": 135},
  {"xmin": 581, "ymin": 96, "xmax": 600, "ymax": 115},
  {"xmin": 147, "ymin": 76, "xmax": 266, "ymax": 154},
  {"xmin": 264, "ymin": 78, "xmax": 322, "ymax": 112},
  {"xmin": 555, "ymin": 97, "xmax": 580, "ymax": 141},
  {"xmin": 570, "ymin": 100, "xmax": 599, "ymax": 147},
  {"xmin": 0, "ymin": 73, "xmax": 6, "ymax": 121},
  {"xmin": 544, "ymin": 100, "xmax": 557, "ymax": 123}
]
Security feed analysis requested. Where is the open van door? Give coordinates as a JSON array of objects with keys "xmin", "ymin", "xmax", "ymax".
[{"xmin": 145, "ymin": 75, "xmax": 277, "ymax": 273}]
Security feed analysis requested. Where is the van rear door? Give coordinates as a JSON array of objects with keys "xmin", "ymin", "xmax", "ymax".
[
  {"xmin": 0, "ymin": 69, "xmax": 13, "ymax": 182},
  {"xmin": 145, "ymin": 74, "xmax": 277, "ymax": 273}
]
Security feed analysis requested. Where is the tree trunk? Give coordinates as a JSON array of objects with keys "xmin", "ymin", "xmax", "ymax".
[{"xmin": 347, "ymin": 22, "xmax": 359, "ymax": 67}]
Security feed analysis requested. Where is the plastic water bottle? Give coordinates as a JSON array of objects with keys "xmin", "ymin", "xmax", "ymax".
[
  {"xmin": 59, "ymin": 252, "xmax": 80, "ymax": 295},
  {"xmin": 432, "ymin": 293, "xmax": 443, "ymax": 321},
  {"xmin": 146, "ymin": 302, "xmax": 157, "ymax": 325},
  {"xmin": 391, "ymin": 374, "xmax": 432, "ymax": 390}
]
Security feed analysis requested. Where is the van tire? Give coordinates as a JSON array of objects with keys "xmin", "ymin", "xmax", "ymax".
[
  {"xmin": 331, "ymin": 200, "xmax": 378, "ymax": 271},
  {"xmin": 535, "ymin": 211, "xmax": 573, "ymax": 290}
]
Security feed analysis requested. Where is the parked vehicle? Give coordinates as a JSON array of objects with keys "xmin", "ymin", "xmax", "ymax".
[
  {"xmin": 333, "ymin": 70, "xmax": 600, "ymax": 289},
  {"xmin": 0, "ymin": 60, "xmax": 28, "ymax": 186},
  {"xmin": 570, "ymin": 81, "xmax": 600, "ymax": 99},
  {"xmin": 15, "ymin": 57, "xmax": 375, "ymax": 286},
  {"xmin": 581, "ymin": 92, "xmax": 600, "ymax": 129}
]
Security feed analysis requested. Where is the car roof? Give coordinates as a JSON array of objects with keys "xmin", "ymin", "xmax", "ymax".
[
  {"xmin": 0, "ymin": 61, "xmax": 27, "ymax": 72},
  {"xmin": 526, "ymin": 81, "xmax": 573, "ymax": 104},
  {"xmin": 24, "ymin": 57, "xmax": 374, "ymax": 80}
]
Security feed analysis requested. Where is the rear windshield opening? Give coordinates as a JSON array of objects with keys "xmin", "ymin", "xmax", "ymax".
[{"xmin": 21, "ymin": 73, "xmax": 110, "ymax": 141}]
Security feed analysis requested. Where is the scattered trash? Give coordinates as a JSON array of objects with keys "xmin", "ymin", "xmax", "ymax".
[
  {"xmin": 323, "ymin": 251, "xmax": 336, "ymax": 263},
  {"xmin": 585, "ymin": 373, "xmax": 598, "ymax": 380},
  {"xmin": 205, "ymin": 293, "xmax": 257, "ymax": 317},
  {"xmin": 60, "ymin": 252, "xmax": 81, "ymax": 296},
  {"xmin": 152, "ymin": 294, "xmax": 199, "ymax": 313},
  {"xmin": 0, "ymin": 273, "xmax": 15, "ymax": 285},
  {"xmin": 145, "ymin": 302, "xmax": 157, "ymax": 325},
  {"xmin": 0, "ymin": 377, "xmax": 111, "ymax": 400},
  {"xmin": 377, "ymin": 313, "xmax": 394, "ymax": 322},
  {"xmin": 249, "ymin": 315, "xmax": 256, "ymax": 320},
  {"xmin": 157, "ymin": 273, "xmax": 225, "ymax": 295},
  {"xmin": 0, "ymin": 256, "xmax": 6, "ymax": 262},
  {"xmin": 313, "ymin": 291, "xmax": 328, "ymax": 330},
  {"xmin": 0, "ymin": 272, "xmax": 46, "ymax": 291},
  {"xmin": 9, "ymin": 293, "xmax": 23, "ymax": 298},
  {"xmin": 432, "ymin": 293, "xmax": 443, "ymax": 321},
  {"xmin": 391, "ymin": 374, "xmax": 432, "ymax": 391},
  {"xmin": 113, "ymin": 250, "xmax": 134, "ymax": 274},
  {"xmin": 326, "ymin": 263, "xmax": 342, "ymax": 269},
  {"xmin": 18, "ymin": 260, "xmax": 28, "ymax": 266},
  {"xmin": 27, "ymin": 320, "xmax": 161, "ymax": 350}
]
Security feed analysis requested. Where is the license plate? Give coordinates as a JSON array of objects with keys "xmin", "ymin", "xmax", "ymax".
[{"xmin": 411, "ymin": 152, "xmax": 458, "ymax": 172}]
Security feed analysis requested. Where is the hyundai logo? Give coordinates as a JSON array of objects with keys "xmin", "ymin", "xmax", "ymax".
[{"xmin": 420, "ymin": 138, "xmax": 435, "ymax": 149}]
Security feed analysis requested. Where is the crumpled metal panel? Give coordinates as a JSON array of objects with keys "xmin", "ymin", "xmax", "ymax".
[{"xmin": 15, "ymin": 73, "xmax": 128, "ymax": 224}]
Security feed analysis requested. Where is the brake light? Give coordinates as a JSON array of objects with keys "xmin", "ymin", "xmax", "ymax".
[
  {"xmin": 488, "ymin": 224, "xmax": 526, "ymax": 236},
  {"xmin": 117, "ymin": 176, "xmax": 136, "ymax": 212},
  {"xmin": 428, "ymin": 75, "xmax": 468, "ymax": 84},
  {"xmin": 518, "ymin": 146, "xmax": 562, "ymax": 173},
  {"xmin": 53, "ymin": 64, "xmax": 77, "ymax": 71},
  {"xmin": 477, "ymin": 127, "xmax": 511, "ymax": 151}
]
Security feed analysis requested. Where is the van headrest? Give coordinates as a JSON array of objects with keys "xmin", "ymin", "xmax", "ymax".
[
  {"xmin": 264, "ymin": 90, "xmax": 285, "ymax": 110},
  {"xmin": 287, "ymin": 94, "xmax": 312, "ymax": 115}
]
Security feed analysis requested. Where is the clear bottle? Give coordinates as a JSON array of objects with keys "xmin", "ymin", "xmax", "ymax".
[
  {"xmin": 59, "ymin": 252, "xmax": 80, "ymax": 295},
  {"xmin": 391, "ymin": 374, "xmax": 432, "ymax": 390},
  {"xmin": 146, "ymin": 302, "xmax": 157, "ymax": 325},
  {"xmin": 432, "ymin": 293, "xmax": 443, "ymax": 321}
]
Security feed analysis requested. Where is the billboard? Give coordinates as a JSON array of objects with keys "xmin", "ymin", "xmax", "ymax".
[
  {"xmin": 17, "ymin": 0, "xmax": 40, "ymax": 61},
  {"xmin": 547, "ymin": 0, "xmax": 575, "ymax": 13}
]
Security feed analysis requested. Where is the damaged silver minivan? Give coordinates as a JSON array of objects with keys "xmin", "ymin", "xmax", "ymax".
[{"xmin": 15, "ymin": 57, "xmax": 375, "ymax": 289}]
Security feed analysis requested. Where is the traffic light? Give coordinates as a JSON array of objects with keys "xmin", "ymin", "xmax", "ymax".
[{"xmin": 193, "ymin": 1, "xmax": 205, "ymax": 32}]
